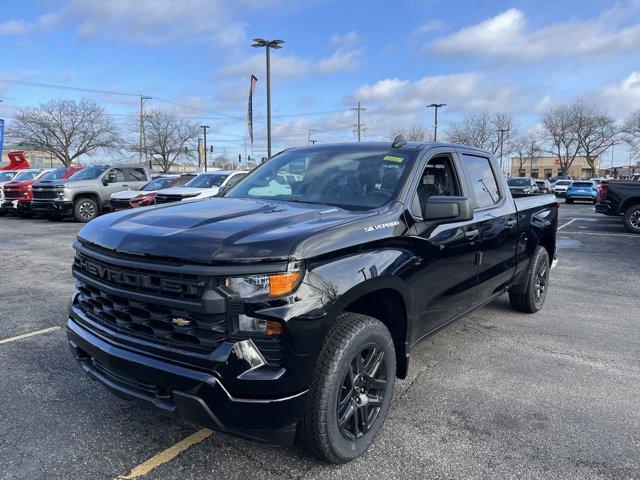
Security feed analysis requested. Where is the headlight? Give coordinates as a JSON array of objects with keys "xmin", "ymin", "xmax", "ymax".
[{"xmin": 224, "ymin": 263, "xmax": 303, "ymax": 299}]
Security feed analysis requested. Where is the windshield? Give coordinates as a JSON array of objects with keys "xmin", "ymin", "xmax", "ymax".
[
  {"xmin": 39, "ymin": 168, "xmax": 68, "ymax": 181},
  {"xmin": 68, "ymin": 166, "xmax": 108, "ymax": 180},
  {"xmin": 507, "ymin": 178, "xmax": 531, "ymax": 187},
  {"xmin": 556, "ymin": 180, "xmax": 572, "ymax": 186},
  {"xmin": 0, "ymin": 172, "xmax": 17, "ymax": 182},
  {"xmin": 13, "ymin": 171, "xmax": 39, "ymax": 182},
  {"xmin": 227, "ymin": 146, "xmax": 417, "ymax": 209},
  {"xmin": 572, "ymin": 182, "xmax": 593, "ymax": 188},
  {"xmin": 142, "ymin": 177, "xmax": 175, "ymax": 191},
  {"xmin": 186, "ymin": 173, "xmax": 229, "ymax": 188}
]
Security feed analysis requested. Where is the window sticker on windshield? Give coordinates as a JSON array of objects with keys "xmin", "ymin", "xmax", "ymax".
[
  {"xmin": 422, "ymin": 175, "xmax": 435, "ymax": 185},
  {"xmin": 383, "ymin": 155, "xmax": 404, "ymax": 163}
]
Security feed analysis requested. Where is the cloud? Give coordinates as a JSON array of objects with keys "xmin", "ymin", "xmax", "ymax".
[
  {"xmin": 0, "ymin": 13, "xmax": 61, "ymax": 36},
  {"xmin": 596, "ymin": 71, "xmax": 640, "ymax": 112},
  {"xmin": 329, "ymin": 31, "xmax": 359, "ymax": 46},
  {"xmin": 430, "ymin": 5, "xmax": 640, "ymax": 62}
]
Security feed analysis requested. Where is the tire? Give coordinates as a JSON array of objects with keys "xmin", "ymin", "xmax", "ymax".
[
  {"xmin": 297, "ymin": 312, "xmax": 396, "ymax": 464},
  {"xmin": 623, "ymin": 204, "xmax": 640, "ymax": 234},
  {"xmin": 74, "ymin": 197, "xmax": 98, "ymax": 223},
  {"xmin": 509, "ymin": 246, "xmax": 550, "ymax": 313}
]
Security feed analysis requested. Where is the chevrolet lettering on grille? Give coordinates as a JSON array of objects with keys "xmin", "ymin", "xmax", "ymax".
[{"xmin": 75, "ymin": 255, "xmax": 205, "ymax": 297}]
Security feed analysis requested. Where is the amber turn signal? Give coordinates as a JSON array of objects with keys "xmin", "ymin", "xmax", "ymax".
[
  {"xmin": 265, "ymin": 320, "xmax": 284, "ymax": 336},
  {"xmin": 268, "ymin": 271, "xmax": 301, "ymax": 297}
]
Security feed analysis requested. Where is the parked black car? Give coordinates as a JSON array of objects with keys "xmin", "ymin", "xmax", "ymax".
[
  {"xmin": 66, "ymin": 141, "xmax": 558, "ymax": 463},
  {"xmin": 507, "ymin": 177, "xmax": 540, "ymax": 195},
  {"xmin": 596, "ymin": 180, "xmax": 640, "ymax": 233}
]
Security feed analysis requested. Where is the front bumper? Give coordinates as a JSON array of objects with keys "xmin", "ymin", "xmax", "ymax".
[
  {"xmin": 66, "ymin": 313, "xmax": 306, "ymax": 446},
  {"xmin": 1, "ymin": 199, "xmax": 32, "ymax": 213},
  {"xmin": 31, "ymin": 199, "xmax": 74, "ymax": 216}
]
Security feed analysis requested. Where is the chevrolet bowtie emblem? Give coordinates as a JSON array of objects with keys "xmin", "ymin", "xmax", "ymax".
[{"xmin": 172, "ymin": 317, "xmax": 191, "ymax": 327}]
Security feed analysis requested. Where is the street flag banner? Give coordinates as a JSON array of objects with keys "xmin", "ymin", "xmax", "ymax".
[
  {"xmin": 0, "ymin": 119, "xmax": 4, "ymax": 161},
  {"xmin": 248, "ymin": 75, "xmax": 258, "ymax": 144}
]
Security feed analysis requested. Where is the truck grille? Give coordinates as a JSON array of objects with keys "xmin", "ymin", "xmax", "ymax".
[
  {"xmin": 73, "ymin": 253, "xmax": 208, "ymax": 300},
  {"xmin": 75, "ymin": 281, "xmax": 228, "ymax": 352},
  {"xmin": 32, "ymin": 188, "xmax": 60, "ymax": 199},
  {"xmin": 3, "ymin": 189, "xmax": 27, "ymax": 200},
  {"xmin": 155, "ymin": 194, "xmax": 196, "ymax": 204}
]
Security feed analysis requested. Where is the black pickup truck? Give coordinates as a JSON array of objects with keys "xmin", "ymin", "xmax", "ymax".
[
  {"xmin": 595, "ymin": 180, "xmax": 640, "ymax": 233},
  {"xmin": 66, "ymin": 141, "xmax": 558, "ymax": 463}
]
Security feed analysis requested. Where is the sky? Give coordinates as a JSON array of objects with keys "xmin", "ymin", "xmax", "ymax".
[{"xmin": 1, "ymin": 0, "xmax": 640, "ymax": 165}]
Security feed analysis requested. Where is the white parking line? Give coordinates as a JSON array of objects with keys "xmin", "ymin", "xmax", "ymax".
[
  {"xmin": 559, "ymin": 231, "xmax": 639, "ymax": 238},
  {"xmin": 0, "ymin": 326, "xmax": 61, "ymax": 345},
  {"xmin": 115, "ymin": 429, "xmax": 213, "ymax": 479},
  {"xmin": 558, "ymin": 219, "xmax": 577, "ymax": 230}
]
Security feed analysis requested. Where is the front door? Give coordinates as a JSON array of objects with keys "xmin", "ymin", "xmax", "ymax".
[{"xmin": 409, "ymin": 150, "xmax": 479, "ymax": 341}]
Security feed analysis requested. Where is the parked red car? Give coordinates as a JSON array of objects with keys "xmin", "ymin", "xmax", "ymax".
[{"xmin": 1, "ymin": 165, "xmax": 84, "ymax": 217}]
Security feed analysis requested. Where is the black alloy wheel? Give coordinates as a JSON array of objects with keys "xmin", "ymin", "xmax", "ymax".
[{"xmin": 336, "ymin": 344, "xmax": 387, "ymax": 441}]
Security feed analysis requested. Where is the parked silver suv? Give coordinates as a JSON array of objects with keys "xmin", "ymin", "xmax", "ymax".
[{"xmin": 31, "ymin": 165, "xmax": 150, "ymax": 222}]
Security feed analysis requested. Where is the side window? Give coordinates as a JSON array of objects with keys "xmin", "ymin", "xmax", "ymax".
[
  {"xmin": 125, "ymin": 168, "xmax": 147, "ymax": 181},
  {"xmin": 461, "ymin": 154, "xmax": 501, "ymax": 209},
  {"xmin": 106, "ymin": 168, "xmax": 125, "ymax": 183},
  {"xmin": 416, "ymin": 155, "xmax": 460, "ymax": 212},
  {"xmin": 225, "ymin": 173, "xmax": 247, "ymax": 188}
]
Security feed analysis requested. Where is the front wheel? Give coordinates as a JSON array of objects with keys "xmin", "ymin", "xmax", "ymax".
[
  {"xmin": 509, "ymin": 246, "xmax": 550, "ymax": 313},
  {"xmin": 623, "ymin": 204, "xmax": 640, "ymax": 234},
  {"xmin": 74, "ymin": 198, "xmax": 98, "ymax": 223},
  {"xmin": 297, "ymin": 312, "xmax": 396, "ymax": 463}
]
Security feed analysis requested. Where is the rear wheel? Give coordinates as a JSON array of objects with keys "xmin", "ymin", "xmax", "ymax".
[
  {"xmin": 74, "ymin": 197, "xmax": 98, "ymax": 223},
  {"xmin": 509, "ymin": 246, "xmax": 550, "ymax": 313},
  {"xmin": 623, "ymin": 204, "xmax": 640, "ymax": 234},
  {"xmin": 297, "ymin": 312, "xmax": 396, "ymax": 463}
]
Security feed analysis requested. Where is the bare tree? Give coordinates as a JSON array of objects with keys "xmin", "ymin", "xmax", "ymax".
[
  {"xmin": 540, "ymin": 102, "xmax": 582, "ymax": 176},
  {"xmin": 387, "ymin": 122, "xmax": 431, "ymax": 141},
  {"xmin": 445, "ymin": 111, "xmax": 517, "ymax": 156},
  {"xmin": 574, "ymin": 101, "xmax": 617, "ymax": 177},
  {"xmin": 7, "ymin": 97, "xmax": 120, "ymax": 167},
  {"xmin": 143, "ymin": 110, "xmax": 201, "ymax": 173},
  {"xmin": 622, "ymin": 109, "xmax": 640, "ymax": 160},
  {"xmin": 511, "ymin": 135, "xmax": 540, "ymax": 174}
]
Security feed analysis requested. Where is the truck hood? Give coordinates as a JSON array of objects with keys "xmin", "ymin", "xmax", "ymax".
[
  {"xmin": 3, "ymin": 180, "xmax": 35, "ymax": 188},
  {"xmin": 77, "ymin": 197, "xmax": 374, "ymax": 264}
]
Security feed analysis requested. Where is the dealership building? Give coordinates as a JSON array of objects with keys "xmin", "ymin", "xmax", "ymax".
[{"xmin": 510, "ymin": 156, "xmax": 599, "ymax": 179}]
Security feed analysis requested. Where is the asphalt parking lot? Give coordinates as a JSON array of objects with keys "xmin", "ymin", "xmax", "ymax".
[{"xmin": 1, "ymin": 202, "xmax": 639, "ymax": 480}]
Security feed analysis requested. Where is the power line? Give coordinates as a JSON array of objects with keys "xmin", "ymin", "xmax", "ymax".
[{"xmin": 0, "ymin": 78, "xmax": 141, "ymax": 97}]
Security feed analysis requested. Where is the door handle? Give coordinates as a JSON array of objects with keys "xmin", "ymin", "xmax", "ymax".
[
  {"xmin": 465, "ymin": 229, "xmax": 479, "ymax": 239},
  {"xmin": 506, "ymin": 218, "xmax": 517, "ymax": 227}
]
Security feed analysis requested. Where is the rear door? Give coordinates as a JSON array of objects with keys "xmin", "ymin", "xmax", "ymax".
[
  {"xmin": 408, "ymin": 148, "xmax": 480, "ymax": 339},
  {"xmin": 124, "ymin": 168, "xmax": 149, "ymax": 190},
  {"xmin": 457, "ymin": 150, "xmax": 519, "ymax": 303}
]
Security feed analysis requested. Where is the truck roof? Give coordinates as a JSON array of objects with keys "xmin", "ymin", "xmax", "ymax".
[{"xmin": 284, "ymin": 141, "xmax": 490, "ymax": 155}]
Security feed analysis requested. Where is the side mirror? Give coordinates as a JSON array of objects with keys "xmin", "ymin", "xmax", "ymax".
[
  {"xmin": 216, "ymin": 185, "xmax": 230, "ymax": 197},
  {"xmin": 423, "ymin": 196, "xmax": 473, "ymax": 223},
  {"xmin": 105, "ymin": 172, "xmax": 117, "ymax": 184},
  {"xmin": 102, "ymin": 179, "xmax": 109, "ymax": 186}
]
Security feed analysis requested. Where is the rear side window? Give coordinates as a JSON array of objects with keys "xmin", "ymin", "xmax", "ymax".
[
  {"xmin": 461, "ymin": 154, "xmax": 501, "ymax": 209},
  {"xmin": 125, "ymin": 168, "xmax": 147, "ymax": 181}
]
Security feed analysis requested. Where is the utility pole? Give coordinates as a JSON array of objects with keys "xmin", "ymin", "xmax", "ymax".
[
  {"xmin": 351, "ymin": 102, "xmax": 366, "ymax": 141},
  {"xmin": 139, "ymin": 95, "xmax": 152, "ymax": 163},
  {"xmin": 202, "ymin": 125, "xmax": 210, "ymax": 172},
  {"xmin": 252, "ymin": 38, "xmax": 284, "ymax": 158},
  {"xmin": 530, "ymin": 140, "xmax": 536, "ymax": 177},
  {"xmin": 498, "ymin": 128, "xmax": 509, "ymax": 172},
  {"xmin": 427, "ymin": 103, "xmax": 446, "ymax": 142}
]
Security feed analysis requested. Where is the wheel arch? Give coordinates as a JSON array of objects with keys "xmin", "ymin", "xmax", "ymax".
[
  {"xmin": 72, "ymin": 192, "xmax": 101, "ymax": 211},
  {"xmin": 619, "ymin": 197, "xmax": 640, "ymax": 215}
]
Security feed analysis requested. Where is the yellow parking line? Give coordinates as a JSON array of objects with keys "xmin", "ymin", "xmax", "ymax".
[
  {"xmin": 0, "ymin": 326, "xmax": 61, "ymax": 345},
  {"xmin": 115, "ymin": 429, "xmax": 213, "ymax": 479}
]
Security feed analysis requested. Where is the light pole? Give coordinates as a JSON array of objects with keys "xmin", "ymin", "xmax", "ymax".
[
  {"xmin": 252, "ymin": 38, "xmax": 284, "ymax": 159},
  {"xmin": 498, "ymin": 128, "xmax": 509, "ymax": 172},
  {"xmin": 202, "ymin": 125, "xmax": 210, "ymax": 172},
  {"xmin": 427, "ymin": 103, "xmax": 446, "ymax": 142}
]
